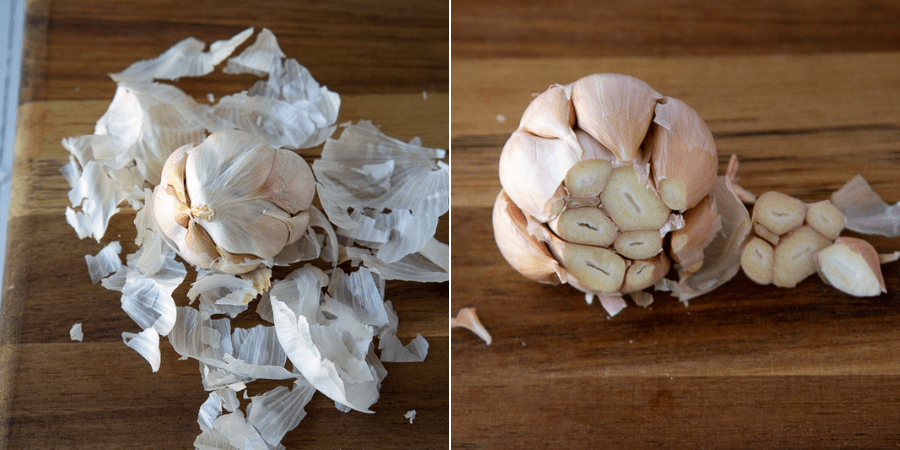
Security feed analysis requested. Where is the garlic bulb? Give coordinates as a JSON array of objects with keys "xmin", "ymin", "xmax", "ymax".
[
  {"xmin": 494, "ymin": 73, "xmax": 720, "ymax": 307},
  {"xmin": 153, "ymin": 130, "xmax": 315, "ymax": 274}
]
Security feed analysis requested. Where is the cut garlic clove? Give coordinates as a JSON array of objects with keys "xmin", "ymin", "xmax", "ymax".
[
  {"xmin": 772, "ymin": 225, "xmax": 832, "ymax": 288},
  {"xmin": 614, "ymin": 229, "xmax": 663, "ymax": 260},
  {"xmin": 600, "ymin": 165, "xmax": 670, "ymax": 231},
  {"xmin": 621, "ymin": 252, "xmax": 670, "ymax": 293},
  {"xmin": 498, "ymin": 130, "xmax": 574, "ymax": 222},
  {"xmin": 559, "ymin": 242, "xmax": 626, "ymax": 294},
  {"xmin": 753, "ymin": 191, "xmax": 807, "ymax": 236},
  {"xmin": 564, "ymin": 158, "xmax": 613, "ymax": 199},
  {"xmin": 492, "ymin": 190, "xmax": 561, "ymax": 284},
  {"xmin": 646, "ymin": 97, "xmax": 718, "ymax": 211},
  {"xmin": 816, "ymin": 237, "xmax": 886, "ymax": 297},
  {"xmin": 740, "ymin": 236, "xmax": 775, "ymax": 285},
  {"xmin": 570, "ymin": 73, "xmax": 660, "ymax": 163},
  {"xmin": 805, "ymin": 200, "xmax": 845, "ymax": 241},
  {"xmin": 548, "ymin": 206, "xmax": 617, "ymax": 247}
]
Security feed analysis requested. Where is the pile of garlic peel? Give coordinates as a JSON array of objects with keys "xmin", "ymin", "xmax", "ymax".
[
  {"xmin": 493, "ymin": 73, "xmax": 896, "ymax": 318},
  {"xmin": 64, "ymin": 28, "xmax": 447, "ymax": 449}
]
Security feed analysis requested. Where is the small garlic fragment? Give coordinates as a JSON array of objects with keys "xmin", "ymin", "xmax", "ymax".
[
  {"xmin": 816, "ymin": 237, "xmax": 886, "ymax": 297},
  {"xmin": 153, "ymin": 130, "xmax": 315, "ymax": 274}
]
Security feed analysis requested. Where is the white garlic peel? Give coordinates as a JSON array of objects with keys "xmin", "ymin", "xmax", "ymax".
[
  {"xmin": 494, "ymin": 73, "xmax": 726, "ymax": 314},
  {"xmin": 62, "ymin": 28, "xmax": 444, "ymax": 448},
  {"xmin": 152, "ymin": 130, "xmax": 315, "ymax": 275}
]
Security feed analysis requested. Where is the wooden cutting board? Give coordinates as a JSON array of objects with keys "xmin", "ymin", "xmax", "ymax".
[
  {"xmin": 0, "ymin": 1, "xmax": 448, "ymax": 448},
  {"xmin": 451, "ymin": 1, "xmax": 900, "ymax": 448}
]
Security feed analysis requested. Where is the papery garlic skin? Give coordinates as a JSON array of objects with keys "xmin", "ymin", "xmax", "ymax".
[
  {"xmin": 494, "ymin": 73, "xmax": 722, "ymax": 310},
  {"xmin": 153, "ymin": 130, "xmax": 315, "ymax": 274}
]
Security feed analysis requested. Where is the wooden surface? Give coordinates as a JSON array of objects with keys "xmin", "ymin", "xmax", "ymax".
[
  {"xmin": 1, "ymin": 1, "xmax": 448, "ymax": 448},
  {"xmin": 451, "ymin": 1, "xmax": 900, "ymax": 448}
]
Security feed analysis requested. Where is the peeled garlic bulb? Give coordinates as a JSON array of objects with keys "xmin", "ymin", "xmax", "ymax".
[
  {"xmin": 153, "ymin": 130, "xmax": 315, "ymax": 274},
  {"xmin": 494, "ymin": 73, "xmax": 721, "ymax": 308}
]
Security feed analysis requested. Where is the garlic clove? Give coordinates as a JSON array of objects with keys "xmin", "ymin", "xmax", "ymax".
[
  {"xmin": 646, "ymin": 97, "xmax": 718, "ymax": 211},
  {"xmin": 622, "ymin": 252, "xmax": 671, "ymax": 293},
  {"xmin": 558, "ymin": 242, "xmax": 626, "ymax": 294},
  {"xmin": 498, "ymin": 130, "xmax": 575, "ymax": 222},
  {"xmin": 599, "ymin": 165, "xmax": 670, "ymax": 231},
  {"xmin": 200, "ymin": 198, "xmax": 297, "ymax": 259},
  {"xmin": 753, "ymin": 191, "xmax": 807, "ymax": 236},
  {"xmin": 570, "ymin": 73, "xmax": 660, "ymax": 163},
  {"xmin": 260, "ymin": 148, "xmax": 316, "ymax": 215},
  {"xmin": 614, "ymin": 229, "xmax": 663, "ymax": 260},
  {"xmin": 492, "ymin": 190, "xmax": 561, "ymax": 284},
  {"xmin": 772, "ymin": 225, "xmax": 832, "ymax": 288},
  {"xmin": 548, "ymin": 206, "xmax": 617, "ymax": 247},
  {"xmin": 805, "ymin": 200, "xmax": 845, "ymax": 241},
  {"xmin": 575, "ymin": 129, "xmax": 618, "ymax": 162},
  {"xmin": 670, "ymin": 194, "xmax": 721, "ymax": 276},
  {"xmin": 816, "ymin": 237, "xmax": 886, "ymax": 297},
  {"xmin": 518, "ymin": 84, "xmax": 579, "ymax": 150},
  {"xmin": 740, "ymin": 236, "xmax": 775, "ymax": 285},
  {"xmin": 185, "ymin": 130, "xmax": 277, "ymax": 210},
  {"xmin": 564, "ymin": 159, "xmax": 613, "ymax": 199}
]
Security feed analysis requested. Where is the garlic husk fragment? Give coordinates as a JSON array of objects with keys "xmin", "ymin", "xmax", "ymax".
[
  {"xmin": 832, "ymin": 174, "xmax": 900, "ymax": 237},
  {"xmin": 496, "ymin": 73, "xmax": 724, "ymax": 306},
  {"xmin": 85, "ymin": 240, "xmax": 123, "ymax": 283},
  {"xmin": 102, "ymin": 249, "xmax": 186, "ymax": 336},
  {"xmin": 110, "ymin": 28, "xmax": 253, "ymax": 82},
  {"xmin": 122, "ymin": 328, "xmax": 161, "ymax": 372},
  {"xmin": 269, "ymin": 264, "xmax": 412, "ymax": 413},
  {"xmin": 312, "ymin": 121, "xmax": 449, "ymax": 281},
  {"xmin": 153, "ymin": 130, "xmax": 315, "ymax": 275},
  {"xmin": 816, "ymin": 237, "xmax": 886, "ymax": 297},
  {"xmin": 451, "ymin": 307, "xmax": 493, "ymax": 345},
  {"xmin": 69, "ymin": 323, "xmax": 84, "ymax": 342}
]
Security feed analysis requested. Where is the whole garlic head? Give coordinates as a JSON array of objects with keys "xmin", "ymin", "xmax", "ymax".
[
  {"xmin": 494, "ymin": 73, "xmax": 720, "ymax": 301},
  {"xmin": 153, "ymin": 130, "xmax": 315, "ymax": 274}
]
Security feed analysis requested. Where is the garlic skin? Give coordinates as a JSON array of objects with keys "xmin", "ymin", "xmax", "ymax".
[
  {"xmin": 153, "ymin": 130, "xmax": 315, "ymax": 274},
  {"xmin": 494, "ymin": 73, "xmax": 722, "ymax": 312}
]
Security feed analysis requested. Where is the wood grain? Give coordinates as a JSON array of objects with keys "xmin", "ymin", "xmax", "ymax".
[
  {"xmin": 451, "ymin": 2, "xmax": 900, "ymax": 448},
  {"xmin": 452, "ymin": 0, "xmax": 900, "ymax": 58},
  {"xmin": 1, "ymin": 1, "xmax": 448, "ymax": 448}
]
